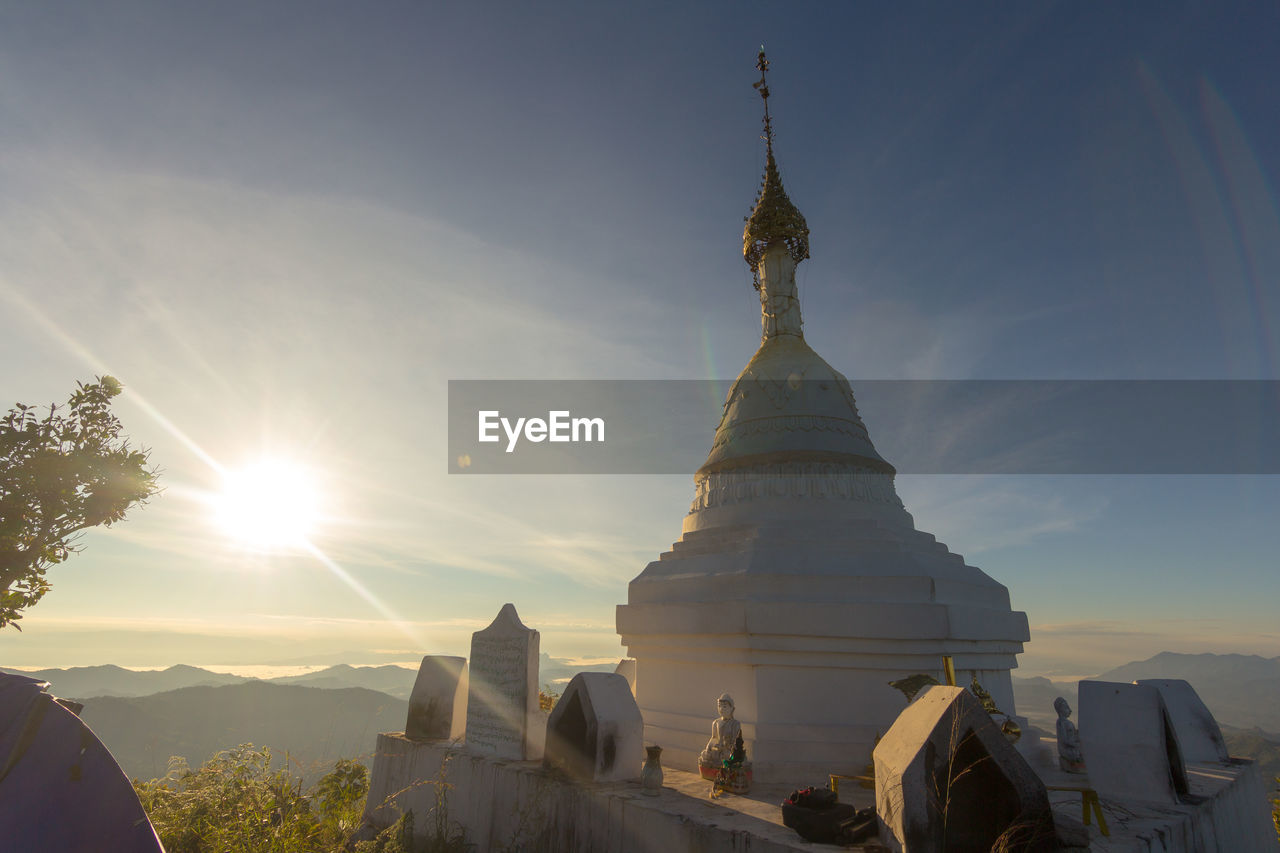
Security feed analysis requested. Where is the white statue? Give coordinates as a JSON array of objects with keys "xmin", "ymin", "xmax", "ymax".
[
  {"xmin": 699, "ymin": 693, "xmax": 742, "ymax": 768},
  {"xmin": 1055, "ymin": 696, "xmax": 1085, "ymax": 773}
]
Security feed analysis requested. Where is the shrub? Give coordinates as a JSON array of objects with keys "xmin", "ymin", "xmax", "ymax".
[
  {"xmin": 1272, "ymin": 777, "xmax": 1278, "ymax": 842},
  {"xmin": 135, "ymin": 744, "xmax": 368, "ymax": 853}
]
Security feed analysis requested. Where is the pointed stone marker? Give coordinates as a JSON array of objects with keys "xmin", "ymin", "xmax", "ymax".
[
  {"xmin": 405, "ymin": 656, "xmax": 468, "ymax": 741},
  {"xmin": 1078, "ymin": 680, "xmax": 1188, "ymax": 805},
  {"xmin": 874, "ymin": 686, "xmax": 1051, "ymax": 853},
  {"xmin": 1135, "ymin": 678, "xmax": 1229, "ymax": 763},
  {"xmin": 465, "ymin": 603, "xmax": 540, "ymax": 759},
  {"xmin": 543, "ymin": 672, "xmax": 643, "ymax": 782},
  {"xmin": 614, "ymin": 658, "xmax": 637, "ymax": 695}
]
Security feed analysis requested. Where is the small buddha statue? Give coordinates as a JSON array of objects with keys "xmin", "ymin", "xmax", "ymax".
[
  {"xmin": 1055, "ymin": 696, "xmax": 1085, "ymax": 773},
  {"xmin": 699, "ymin": 693, "xmax": 742, "ymax": 769},
  {"xmin": 699, "ymin": 693, "xmax": 752, "ymax": 795}
]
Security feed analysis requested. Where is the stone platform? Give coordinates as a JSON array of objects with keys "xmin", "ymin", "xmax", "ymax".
[
  {"xmin": 1020, "ymin": 732, "xmax": 1279, "ymax": 853},
  {"xmin": 362, "ymin": 733, "xmax": 1277, "ymax": 852},
  {"xmin": 363, "ymin": 733, "xmax": 874, "ymax": 852}
]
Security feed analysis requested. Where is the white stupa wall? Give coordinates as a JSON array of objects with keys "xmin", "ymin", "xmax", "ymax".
[
  {"xmin": 619, "ymin": 173, "xmax": 1031, "ymax": 784},
  {"xmin": 619, "ymin": 488, "xmax": 1029, "ymax": 781}
]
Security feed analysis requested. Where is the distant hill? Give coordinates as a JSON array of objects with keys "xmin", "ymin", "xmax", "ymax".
[
  {"xmin": 1011, "ymin": 675, "xmax": 1076, "ymax": 728},
  {"xmin": 1016, "ymin": 672, "xmax": 1280, "ymax": 785},
  {"xmin": 0, "ymin": 664, "xmax": 419, "ymax": 700},
  {"xmin": 1222, "ymin": 727, "xmax": 1280, "ymax": 782},
  {"xmin": 269, "ymin": 664, "xmax": 417, "ymax": 699},
  {"xmin": 6, "ymin": 657, "xmax": 620, "ymax": 701},
  {"xmin": 1012, "ymin": 652, "xmax": 1280, "ymax": 769},
  {"xmin": 0, "ymin": 664, "xmax": 245, "ymax": 698},
  {"xmin": 1096, "ymin": 652, "xmax": 1280, "ymax": 685},
  {"xmin": 1094, "ymin": 652, "xmax": 1280, "ymax": 733},
  {"xmin": 79, "ymin": 681, "xmax": 407, "ymax": 785}
]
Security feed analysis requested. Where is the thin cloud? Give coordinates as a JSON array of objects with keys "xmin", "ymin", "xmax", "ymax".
[{"xmin": 896, "ymin": 475, "xmax": 1107, "ymax": 554}]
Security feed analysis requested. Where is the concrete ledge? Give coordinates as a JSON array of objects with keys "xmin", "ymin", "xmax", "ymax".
[
  {"xmin": 362, "ymin": 733, "xmax": 872, "ymax": 853},
  {"xmin": 363, "ymin": 731, "xmax": 1278, "ymax": 852},
  {"xmin": 1025, "ymin": 732, "xmax": 1280, "ymax": 853}
]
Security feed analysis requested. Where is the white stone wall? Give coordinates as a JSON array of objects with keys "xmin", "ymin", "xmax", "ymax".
[
  {"xmin": 361, "ymin": 732, "xmax": 1280, "ymax": 852},
  {"xmin": 362, "ymin": 735, "xmax": 816, "ymax": 853}
]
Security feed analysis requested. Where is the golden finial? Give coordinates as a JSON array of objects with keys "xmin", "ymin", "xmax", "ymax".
[
  {"xmin": 743, "ymin": 46, "xmax": 809, "ymax": 289},
  {"xmin": 753, "ymin": 46, "xmax": 774, "ymax": 154}
]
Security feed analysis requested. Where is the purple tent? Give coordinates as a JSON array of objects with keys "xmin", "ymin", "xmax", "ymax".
[{"xmin": 0, "ymin": 672, "xmax": 164, "ymax": 852}]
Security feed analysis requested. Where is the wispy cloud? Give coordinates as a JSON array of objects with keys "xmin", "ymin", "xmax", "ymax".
[{"xmin": 896, "ymin": 475, "xmax": 1107, "ymax": 554}]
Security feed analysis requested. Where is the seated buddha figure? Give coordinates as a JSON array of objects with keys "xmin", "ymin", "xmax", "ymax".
[
  {"xmin": 1055, "ymin": 696, "xmax": 1085, "ymax": 773},
  {"xmin": 699, "ymin": 693, "xmax": 742, "ymax": 769}
]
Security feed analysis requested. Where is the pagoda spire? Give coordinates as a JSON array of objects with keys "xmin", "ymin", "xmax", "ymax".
[{"xmin": 743, "ymin": 47, "xmax": 810, "ymax": 292}]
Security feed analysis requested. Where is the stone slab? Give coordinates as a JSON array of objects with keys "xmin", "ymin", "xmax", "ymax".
[
  {"xmin": 1135, "ymin": 678, "xmax": 1229, "ymax": 763},
  {"xmin": 614, "ymin": 658, "xmax": 636, "ymax": 694},
  {"xmin": 873, "ymin": 685, "xmax": 1052, "ymax": 853},
  {"xmin": 465, "ymin": 603, "xmax": 539, "ymax": 760},
  {"xmin": 1078, "ymin": 680, "xmax": 1187, "ymax": 806},
  {"xmin": 405, "ymin": 655, "xmax": 467, "ymax": 741}
]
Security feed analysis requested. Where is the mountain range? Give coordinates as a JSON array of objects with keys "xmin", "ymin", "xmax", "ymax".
[
  {"xmin": 2, "ymin": 653, "xmax": 616, "ymax": 702},
  {"xmin": 6, "ymin": 651, "xmax": 1276, "ymax": 786},
  {"xmin": 1012, "ymin": 651, "xmax": 1280, "ymax": 735},
  {"xmin": 79, "ymin": 682, "xmax": 406, "ymax": 785},
  {"xmin": 1, "ymin": 662, "xmax": 419, "ymax": 700}
]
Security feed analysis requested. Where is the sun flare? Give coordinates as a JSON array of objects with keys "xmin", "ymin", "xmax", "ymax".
[{"xmin": 213, "ymin": 459, "xmax": 322, "ymax": 550}]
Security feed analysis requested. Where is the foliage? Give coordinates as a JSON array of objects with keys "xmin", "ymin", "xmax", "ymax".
[
  {"xmin": 1224, "ymin": 729, "xmax": 1280, "ymax": 782},
  {"xmin": 1272, "ymin": 777, "xmax": 1278, "ymax": 843},
  {"xmin": 314, "ymin": 759, "xmax": 371, "ymax": 840},
  {"xmin": 1, "ymin": 376, "xmax": 158, "ymax": 628},
  {"xmin": 134, "ymin": 744, "xmax": 368, "ymax": 853},
  {"xmin": 136, "ymin": 744, "xmax": 477, "ymax": 852},
  {"xmin": 538, "ymin": 684, "xmax": 560, "ymax": 712}
]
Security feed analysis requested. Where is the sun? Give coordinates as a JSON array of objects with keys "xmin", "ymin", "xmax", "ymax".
[{"xmin": 213, "ymin": 459, "xmax": 322, "ymax": 551}]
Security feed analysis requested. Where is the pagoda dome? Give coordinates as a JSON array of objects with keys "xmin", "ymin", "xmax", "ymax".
[
  {"xmin": 700, "ymin": 47, "xmax": 891, "ymax": 480},
  {"xmin": 696, "ymin": 332, "xmax": 893, "ymax": 478}
]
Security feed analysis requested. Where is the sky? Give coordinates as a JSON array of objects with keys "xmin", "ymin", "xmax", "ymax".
[{"xmin": 1, "ymin": 1, "xmax": 1277, "ymax": 680}]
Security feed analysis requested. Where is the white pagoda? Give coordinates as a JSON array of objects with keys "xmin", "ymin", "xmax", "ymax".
[{"xmin": 616, "ymin": 52, "xmax": 1030, "ymax": 783}]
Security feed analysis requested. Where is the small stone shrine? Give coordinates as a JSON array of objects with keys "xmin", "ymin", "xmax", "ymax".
[
  {"xmin": 1078, "ymin": 680, "xmax": 1188, "ymax": 805},
  {"xmin": 1136, "ymin": 678, "xmax": 1229, "ymax": 763},
  {"xmin": 543, "ymin": 672, "xmax": 643, "ymax": 783},
  {"xmin": 465, "ymin": 603, "xmax": 540, "ymax": 760},
  {"xmin": 405, "ymin": 655, "xmax": 468, "ymax": 741},
  {"xmin": 874, "ymin": 686, "xmax": 1053, "ymax": 853}
]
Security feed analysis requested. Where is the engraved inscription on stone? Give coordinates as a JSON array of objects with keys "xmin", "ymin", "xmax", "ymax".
[
  {"xmin": 465, "ymin": 603, "xmax": 538, "ymax": 759},
  {"xmin": 467, "ymin": 637, "xmax": 529, "ymax": 752}
]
